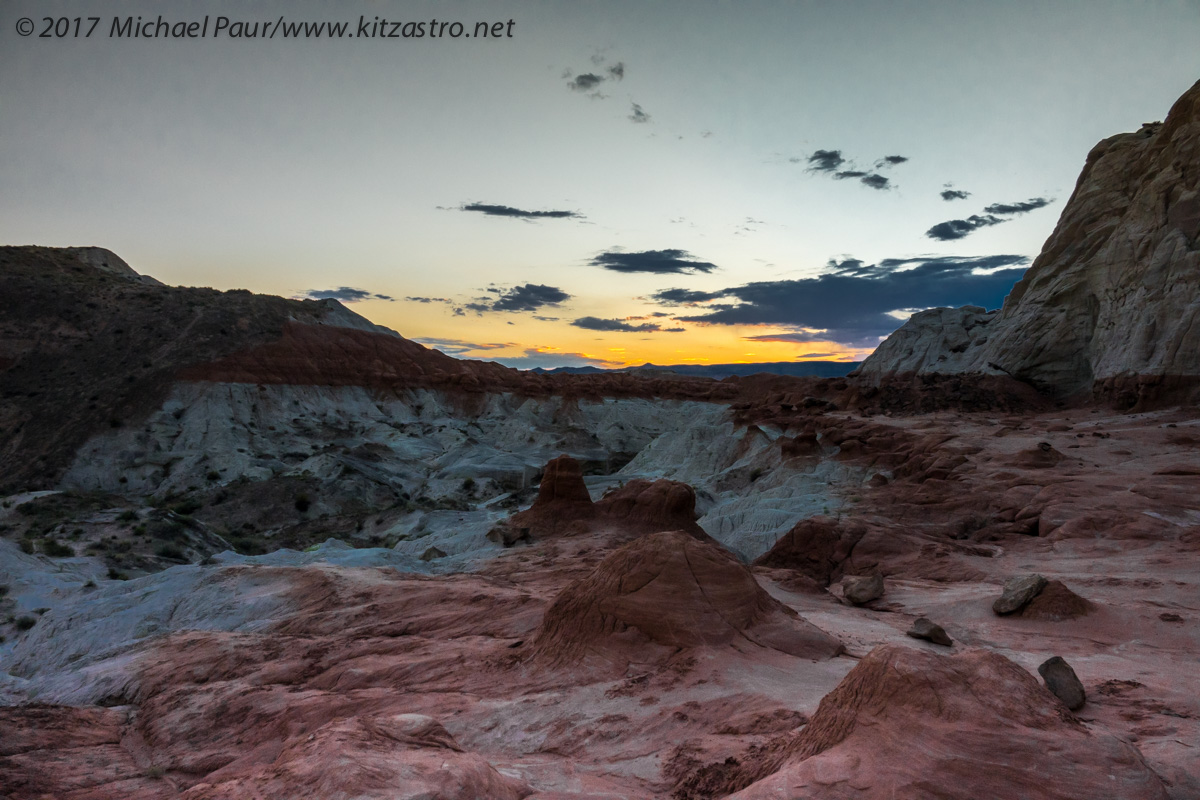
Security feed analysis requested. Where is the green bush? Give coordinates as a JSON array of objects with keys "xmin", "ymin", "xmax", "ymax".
[{"xmin": 15, "ymin": 615, "xmax": 36, "ymax": 631}]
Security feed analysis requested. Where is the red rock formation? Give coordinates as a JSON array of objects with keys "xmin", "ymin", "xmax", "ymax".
[
  {"xmin": 595, "ymin": 478, "xmax": 708, "ymax": 539},
  {"xmin": 677, "ymin": 645, "xmax": 1169, "ymax": 799},
  {"xmin": 490, "ymin": 455, "xmax": 596, "ymax": 543},
  {"xmin": 752, "ymin": 516, "xmax": 866, "ymax": 586},
  {"xmin": 528, "ymin": 530, "xmax": 843, "ymax": 673}
]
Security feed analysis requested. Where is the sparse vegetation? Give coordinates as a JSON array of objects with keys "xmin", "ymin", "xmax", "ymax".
[
  {"xmin": 156, "ymin": 544, "xmax": 186, "ymax": 561},
  {"xmin": 15, "ymin": 615, "xmax": 37, "ymax": 631},
  {"xmin": 41, "ymin": 539, "xmax": 74, "ymax": 557}
]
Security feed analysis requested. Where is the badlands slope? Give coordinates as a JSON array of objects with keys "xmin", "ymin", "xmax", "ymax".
[{"xmin": 2, "ymin": 80, "xmax": 1200, "ymax": 799}]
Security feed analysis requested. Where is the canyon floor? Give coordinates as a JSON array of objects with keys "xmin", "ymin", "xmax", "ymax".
[{"xmin": 3, "ymin": 400, "xmax": 1197, "ymax": 799}]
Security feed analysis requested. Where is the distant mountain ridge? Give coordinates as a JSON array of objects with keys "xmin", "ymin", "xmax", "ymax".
[{"xmin": 530, "ymin": 361, "xmax": 860, "ymax": 379}]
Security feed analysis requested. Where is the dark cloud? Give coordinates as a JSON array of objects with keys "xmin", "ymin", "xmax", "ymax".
[
  {"xmin": 460, "ymin": 203, "xmax": 581, "ymax": 220},
  {"xmin": 567, "ymin": 73, "xmax": 604, "ymax": 92},
  {"xmin": 941, "ymin": 189, "xmax": 971, "ymax": 201},
  {"xmin": 797, "ymin": 352, "xmax": 840, "ymax": 358},
  {"xmin": 925, "ymin": 214, "xmax": 1005, "ymax": 241},
  {"xmin": 807, "ymin": 150, "xmax": 845, "ymax": 172},
  {"xmin": 649, "ymin": 287, "xmax": 725, "ymax": 305},
  {"xmin": 589, "ymin": 249, "xmax": 718, "ymax": 274},
  {"xmin": 405, "ymin": 296, "xmax": 449, "ymax": 304},
  {"xmin": 413, "ymin": 338, "xmax": 516, "ymax": 356},
  {"xmin": 571, "ymin": 316, "xmax": 664, "ymax": 332},
  {"xmin": 860, "ymin": 174, "xmax": 890, "ymax": 190},
  {"xmin": 300, "ymin": 287, "xmax": 393, "ymax": 303},
  {"xmin": 670, "ymin": 254, "xmax": 1029, "ymax": 347},
  {"xmin": 927, "ymin": 196, "xmax": 1054, "ymax": 240},
  {"xmin": 808, "ymin": 151, "xmax": 894, "ymax": 189},
  {"xmin": 607, "ymin": 62, "xmax": 625, "ymax": 80},
  {"xmin": 629, "ymin": 102, "xmax": 651, "ymax": 123},
  {"xmin": 466, "ymin": 283, "xmax": 571, "ymax": 313},
  {"xmin": 983, "ymin": 197, "xmax": 1053, "ymax": 215}
]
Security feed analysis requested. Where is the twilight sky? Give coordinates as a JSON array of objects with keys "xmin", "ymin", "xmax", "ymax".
[{"xmin": 4, "ymin": 0, "xmax": 1200, "ymax": 369}]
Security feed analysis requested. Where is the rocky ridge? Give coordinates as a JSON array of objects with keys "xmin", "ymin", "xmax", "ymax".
[{"xmin": 859, "ymin": 78, "xmax": 1200, "ymax": 408}]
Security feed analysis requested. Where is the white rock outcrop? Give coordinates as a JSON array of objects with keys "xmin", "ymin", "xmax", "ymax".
[{"xmin": 859, "ymin": 79, "xmax": 1200, "ymax": 403}]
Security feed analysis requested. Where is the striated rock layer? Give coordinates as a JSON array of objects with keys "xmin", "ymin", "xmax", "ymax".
[
  {"xmin": 859, "ymin": 79, "xmax": 1200, "ymax": 407},
  {"xmin": 679, "ymin": 645, "xmax": 1169, "ymax": 800},
  {"xmin": 527, "ymin": 530, "xmax": 843, "ymax": 673}
]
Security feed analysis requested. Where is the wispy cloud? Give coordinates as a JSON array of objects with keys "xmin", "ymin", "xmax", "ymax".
[
  {"xmin": 412, "ymin": 337, "xmax": 517, "ymax": 356},
  {"xmin": 926, "ymin": 196, "xmax": 1053, "ymax": 240},
  {"xmin": 464, "ymin": 283, "xmax": 571, "ymax": 313},
  {"xmin": 571, "ymin": 316, "xmax": 684, "ymax": 332},
  {"xmin": 589, "ymin": 249, "xmax": 718, "ymax": 274},
  {"xmin": 299, "ymin": 287, "xmax": 393, "ymax": 303},
  {"xmin": 460, "ymin": 202, "xmax": 582, "ymax": 220}
]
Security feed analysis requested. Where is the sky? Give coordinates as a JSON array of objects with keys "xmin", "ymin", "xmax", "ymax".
[{"xmin": 3, "ymin": 0, "xmax": 1200, "ymax": 369}]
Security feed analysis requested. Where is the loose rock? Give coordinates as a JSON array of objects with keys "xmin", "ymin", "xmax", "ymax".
[
  {"xmin": 993, "ymin": 573, "xmax": 1048, "ymax": 615},
  {"xmin": 1038, "ymin": 656, "xmax": 1086, "ymax": 710},
  {"xmin": 842, "ymin": 573, "xmax": 885, "ymax": 605},
  {"xmin": 906, "ymin": 617, "xmax": 953, "ymax": 646}
]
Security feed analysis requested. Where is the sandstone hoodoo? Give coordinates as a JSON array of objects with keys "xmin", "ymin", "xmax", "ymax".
[
  {"xmin": 489, "ymin": 454, "xmax": 596, "ymax": 543},
  {"xmin": 527, "ymin": 530, "xmax": 843, "ymax": 672},
  {"xmin": 858, "ymin": 78, "xmax": 1200, "ymax": 408},
  {"xmin": 594, "ymin": 477, "xmax": 709, "ymax": 539}
]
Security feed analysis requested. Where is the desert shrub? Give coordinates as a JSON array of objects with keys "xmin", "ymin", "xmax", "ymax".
[
  {"xmin": 20, "ymin": 537, "xmax": 35, "ymax": 554},
  {"xmin": 206, "ymin": 470, "xmax": 221, "ymax": 481},
  {"xmin": 461, "ymin": 477, "xmax": 476, "ymax": 492},
  {"xmin": 156, "ymin": 544, "xmax": 186, "ymax": 561},
  {"xmin": 15, "ymin": 615, "xmax": 36, "ymax": 631},
  {"xmin": 106, "ymin": 568, "xmax": 128, "ymax": 580},
  {"xmin": 172, "ymin": 498, "xmax": 202, "ymax": 515},
  {"xmin": 41, "ymin": 540, "xmax": 74, "ymax": 557},
  {"xmin": 117, "ymin": 510, "xmax": 138, "ymax": 523}
]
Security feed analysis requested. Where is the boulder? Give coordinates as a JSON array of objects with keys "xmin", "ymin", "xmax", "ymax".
[
  {"xmin": 906, "ymin": 617, "xmax": 953, "ymax": 646},
  {"xmin": 1038, "ymin": 656, "xmax": 1087, "ymax": 710},
  {"xmin": 993, "ymin": 573, "xmax": 1048, "ymax": 615},
  {"xmin": 842, "ymin": 573, "xmax": 884, "ymax": 605}
]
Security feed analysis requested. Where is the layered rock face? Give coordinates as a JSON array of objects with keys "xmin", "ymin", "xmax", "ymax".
[{"xmin": 859, "ymin": 79, "xmax": 1200, "ymax": 404}]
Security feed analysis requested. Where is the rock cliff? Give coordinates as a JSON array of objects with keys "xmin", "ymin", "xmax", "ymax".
[{"xmin": 858, "ymin": 78, "xmax": 1200, "ymax": 407}]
